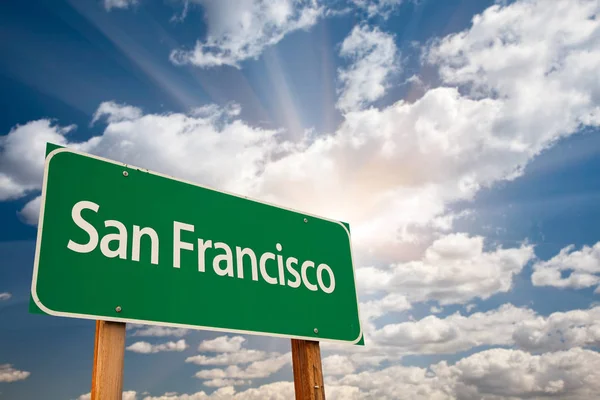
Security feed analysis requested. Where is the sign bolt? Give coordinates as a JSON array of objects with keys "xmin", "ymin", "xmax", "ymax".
[
  {"xmin": 304, "ymin": 218, "xmax": 308, "ymax": 223},
  {"xmin": 313, "ymin": 328, "xmax": 318, "ymax": 334},
  {"xmin": 123, "ymin": 171, "xmax": 129, "ymax": 177},
  {"xmin": 115, "ymin": 306, "xmax": 122, "ymax": 313}
]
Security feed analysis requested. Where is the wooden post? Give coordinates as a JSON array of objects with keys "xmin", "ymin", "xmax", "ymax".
[
  {"xmin": 291, "ymin": 339, "xmax": 326, "ymax": 400},
  {"xmin": 91, "ymin": 321, "xmax": 126, "ymax": 400}
]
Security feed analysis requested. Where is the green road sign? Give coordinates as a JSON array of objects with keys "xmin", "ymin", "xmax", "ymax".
[{"xmin": 31, "ymin": 146, "xmax": 363, "ymax": 344}]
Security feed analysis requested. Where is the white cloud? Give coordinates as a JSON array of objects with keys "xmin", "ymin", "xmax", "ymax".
[
  {"xmin": 360, "ymin": 293, "xmax": 411, "ymax": 321},
  {"xmin": 532, "ymin": 242, "xmax": 600, "ymax": 290},
  {"xmin": 186, "ymin": 349, "xmax": 270, "ymax": 366},
  {"xmin": 0, "ymin": 103, "xmax": 280, "ymax": 224},
  {"xmin": 430, "ymin": 305, "xmax": 443, "ymax": 314},
  {"xmin": 336, "ymin": 304, "xmax": 600, "ymax": 367},
  {"xmin": 427, "ymin": 0, "xmax": 600, "ymax": 132},
  {"xmin": 512, "ymin": 306, "xmax": 600, "ymax": 352},
  {"xmin": 323, "ymin": 303, "xmax": 600, "ymax": 373},
  {"xmin": 371, "ymin": 304, "xmax": 535, "ymax": 354},
  {"xmin": 141, "ymin": 382, "xmax": 359, "ymax": 400},
  {"xmin": 358, "ymin": 293, "xmax": 411, "ymax": 337},
  {"xmin": 82, "ymin": 347, "xmax": 600, "ymax": 399},
  {"xmin": 0, "ymin": 120, "xmax": 72, "ymax": 201},
  {"xmin": 92, "ymin": 101, "xmax": 142, "ymax": 124},
  {"xmin": 198, "ymin": 336, "xmax": 246, "ymax": 353},
  {"xmin": 143, "ymin": 382, "xmax": 294, "ymax": 400},
  {"xmin": 358, "ymin": 233, "xmax": 534, "ymax": 305},
  {"xmin": 323, "ymin": 355, "xmax": 356, "ymax": 376},
  {"xmin": 203, "ymin": 379, "xmax": 250, "ymax": 387},
  {"xmin": 223, "ymin": 381, "xmax": 294, "ymax": 400},
  {"xmin": 194, "ymin": 353, "xmax": 291, "ymax": 380},
  {"xmin": 337, "ymin": 25, "xmax": 398, "ymax": 112},
  {"xmin": 352, "ymin": 0, "xmax": 403, "ymax": 19},
  {"xmin": 126, "ymin": 339, "xmax": 188, "ymax": 354},
  {"xmin": 130, "ymin": 326, "xmax": 189, "ymax": 337},
  {"xmin": 18, "ymin": 195, "xmax": 41, "ymax": 225},
  {"xmin": 170, "ymin": 0, "xmax": 322, "ymax": 68},
  {"xmin": 448, "ymin": 348, "xmax": 600, "ymax": 399},
  {"xmin": 330, "ymin": 347, "xmax": 600, "ymax": 400},
  {"xmin": 190, "ymin": 103, "xmax": 241, "ymax": 119},
  {"xmin": 103, "ymin": 0, "xmax": 138, "ymax": 11},
  {"xmin": 0, "ymin": 364, "xmax": 30, "ymax": 383},
  {"xmin": 0, "ymin": 292, "xmax": 11, "ymax": 301}
]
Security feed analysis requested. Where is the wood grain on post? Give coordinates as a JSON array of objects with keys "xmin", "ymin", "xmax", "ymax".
[
  {"xmin": 291, "ymin": 339, "xmax": 326, "ymax": 400},
  {"xmin": 91, "ymin": 321, "xmax": 126, "ymax": 400}
]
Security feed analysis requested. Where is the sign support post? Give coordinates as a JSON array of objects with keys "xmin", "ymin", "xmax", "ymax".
[
  {"xmin": 91, "ymin": 321, "xmax": 126, "ymax": 400},
  {"xmin": 291, "ymin": 339, "xmax": 326, "ymax": 400}
]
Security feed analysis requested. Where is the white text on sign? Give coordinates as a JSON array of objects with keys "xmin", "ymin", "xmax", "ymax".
[{"xmin": 65, "ymin": 200, "xmax": 336, "ymax": 294}]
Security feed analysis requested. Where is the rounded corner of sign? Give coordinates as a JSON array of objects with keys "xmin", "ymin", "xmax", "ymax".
[
  {"xmin": 45, "ymin": 146, "xmax": 72, "ymax": 168},
  {"xmin": 31, "ymin": 287, "xmax": 60, "ymax": 317},
  {"xmin": 46, "ymin": 146, "xmax": 70, "ymax": 159},
  {"xmin": 349, "ymin": 324, "xmax": 364, "ymax": 345},
  {"xmin": 334, "ymin": 220, "xmax": 352, "ymax": 240}
]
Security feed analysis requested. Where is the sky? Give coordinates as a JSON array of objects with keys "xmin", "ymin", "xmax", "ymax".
[{"xmin": 1, "ymin": 0, "xmax": 600, "ymax": 398}]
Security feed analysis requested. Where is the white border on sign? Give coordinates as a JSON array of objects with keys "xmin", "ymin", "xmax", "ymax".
[{"xmin": 31, "ymin": 147, "xmax": 364, "ymax": 345}]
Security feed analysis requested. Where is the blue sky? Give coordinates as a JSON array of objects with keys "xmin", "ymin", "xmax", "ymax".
[{"xmin": 2, "ymin": 0, "xmax": 600, "ymax": 399}]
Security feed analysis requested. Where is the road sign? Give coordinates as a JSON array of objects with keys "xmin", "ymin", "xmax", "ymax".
[{"xmin": 31, "ymin": 146, "xmax": 362, "ymax": 344}]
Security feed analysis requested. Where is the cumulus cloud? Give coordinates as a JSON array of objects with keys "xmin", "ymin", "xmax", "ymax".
[
  {"xmin": 18, "ymin": 195, "xmax": 41, "ymax": 225},
  {"xmin": 358, "ymin": 233, "xmax": 534, "ymax": 305},
  {"xmin": 371, "ymin": 304, "xmax": 534, "ymax": 354},
  {"xmin": 130, "ymin": 326, "xmax": 189, "ymax": 337},
  {"xmin": 142, "ymin": 382, "xmax": 294, "ymax": 399},
  {"xmin": 448, "ymin": 348, "xmax": 600, "ymax": 399},
  {"xmin": 352, "ymin": 0, "xmax": 403, "ymax": 19},
  {"xmin": 336, "ymin": 25, "xmax": 398, "ymax": 112},
  {"xmin": 532, "ymin": 241, "xmax": 600, "ymax": 290},
  {"xmin": 358, "ymin": 293, "xmax": 411, "ymax": 337},
  {"xmin": 512, "ymin": 306, "xmax": 600, "ymax": 352},
  {"xmin": 0, "ymin": 292, "xmax": 11, "ymax": 301},
  {"xmin": 326, "ymin": 304, "xmax": 600, "ymax": 372},
  {"xmin": 186, "ymin": 349, "xmax": 270, "ymax": 366},
  {"xmin": 0, "ymin": 120, "xmax": 72, "ymax": 201},
  {"xmin": 0, "ymin": 102, "xmax": 280, "ymax": 224},
  {"xmin": 188, "ymin": 336, "xmax": 290, "ymax": 387},
  {"xmin": 0, "ymin": 364, "xmax": 30, "ymax": 383},
  {"xmin": 198, "ymin": 336, "xmax": 246, "ymax": 353},
  {"xmin": 140, "ymin": 382, "xmax": 359, "ymax": 399},
  {"xmin": 194, "ymin": 353, "xmax": 291, "ymax": 380},
  {"xmin": 103, "ymin": 0, "xmax": 138, "ymax": 11},
  {"xmin": 91, "ymin": 101, "xmax": 143, "ymax": 124},
  {"xmin": 323, "ymin": 355, "xmax": 357, "ymax": 376},
  {"xmin": 80, "ymin": 347, "xmax": 600, "ymax": 399},
  {"xmin": 126, "ymin": 339, "xmax": 188, "ymax": 354},
  {"xmin": 427, "ymin": 0, "xmax": 600, "ymax": 143},
  {"xmin": 330, "ymin": 347, "xmax": 600, "ymax": 400},
  {"xmin": 203, "ymin": 379, "xmax": 250, "ymax": 387},
  {"xmin": 170, "ymin": 0, "xmax": 322, "ymax": 68}
]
